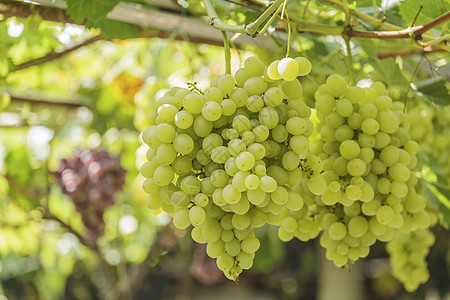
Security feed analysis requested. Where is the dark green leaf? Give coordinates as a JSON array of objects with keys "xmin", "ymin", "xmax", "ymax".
[
  {"xmin": 399, "ymin": 0, "xmax": 450, "ymax": 29},
  {"xmin": 384, "ymin": 4, "xmax": 406, "ymax": 27},
  {"xmin": 415, "ymin": 77, "xmax": 450, "ymax": 106}
]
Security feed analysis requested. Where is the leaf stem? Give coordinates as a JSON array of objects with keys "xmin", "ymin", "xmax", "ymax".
[
  {"xmin": 221, "ymin": 31, "xmax": 231, "ymax": 74},
  {"xmin": 410, "ymin": 5, "xmax": 423, "ymax": 27},
  {"xmin": 344, "ymin": 36, "xmax": 355, "ymax": 85}
]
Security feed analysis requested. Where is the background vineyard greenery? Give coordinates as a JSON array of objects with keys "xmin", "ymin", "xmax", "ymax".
[{"xmin": 0, "ymin": 0, "xmax": 449, "ymax": 299}]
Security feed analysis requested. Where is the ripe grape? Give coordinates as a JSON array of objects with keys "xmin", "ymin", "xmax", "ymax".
[{"xmin": 277, "ymin": 57, "xmax": 299, "ymax": 81}]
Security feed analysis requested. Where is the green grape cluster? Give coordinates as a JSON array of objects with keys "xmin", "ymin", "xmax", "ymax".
[
  {"xmin": 140, "ymin": 56, "xmax": 323, "ymax": 280},
  {"xmin": 309, "ymin": 76, "xmax": 434, "ymax": 270},
  {"xmin": 407, "ymin": 99, "xmax": 450, "ymax": 179},
  {"xmin": 386, "ymin": 228, "xmax": 435, "ymax": 292}
]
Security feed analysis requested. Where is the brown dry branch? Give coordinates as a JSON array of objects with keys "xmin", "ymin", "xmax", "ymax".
[
  {"xmin": 14, "ymin": 35, "xmax": 103, "ymax": 71},
  {"xmin": 346, "ymin": 11, "xmax": 450, "ymax": 39},
  {"xmin": 0, "ymin": 0, "xmax": 75, "ymax": 23},
  {"xmin": 10, "ymin": 94, "xmax": 86, "ymax": 108}
]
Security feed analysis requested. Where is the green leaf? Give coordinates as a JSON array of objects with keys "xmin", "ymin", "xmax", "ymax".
[
  {"xmin": 422, "ymin": 180, "xmax": 450, "ymax": 230},
  {"xmin": 96, "ymin": 19, "xmax": 141, "ymax": 39},
  {"xmin": 355, "ymin": 0, "xmax": 382, "ymax": 8},
  {"xmin": 66, "ymin": 0, "xmax": 121, "ymax": 24},
  {"xmin": 66, "ymin": 0, "xmax": 140, "ymax": 38},
  {"xmin": 399, "ymin": 0, "xmax": 450, "ymax": 30},
  {"xmin": 355, "ymin": 39, "xmax": 410, "ymax": 85},
  {"xmin": 415, "ymin": 77, "xmax": 450, "ymax": 106},
  {"xmin": 419, "ymin": 151, "xmax": 450, "ymax": 229},
  {"xmin": 372, "ymin": 57, "xmax": 409, "ymax": 85}
]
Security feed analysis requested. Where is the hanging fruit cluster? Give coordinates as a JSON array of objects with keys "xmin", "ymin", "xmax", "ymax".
[
  {"xmin": 140, "ymin": 56, "xmax": 437, "ymax": 289},
  {"xmin": 56, "ymin": 149, "xmax": 126, "ymax": 245}
]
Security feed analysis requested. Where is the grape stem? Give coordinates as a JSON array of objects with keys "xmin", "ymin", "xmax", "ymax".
[
  {"xmin": 342, "ymin": 0, "xmax": 355, "ymax": 85},
  {"xmin": 202, "ymin": 0, "xmax": 285, "ymax": 37},
  {"xmin": 255, "ymin": 2, "xmax": 285, "ymax": 37},
  {"xmin": 222, "ymin": 31, "xmax": 232, "ymax": 74},
  {"xmin": 245, "ymin": 0, "xmax": 286, "ymax": 36},
  {"xmin": 201, "ymin": 0, "xmax": 246, "ymax": 33},
  {"xmin": 344, "ymin": 36, "xmax": 355, "ymax": 86},
  {"xmin": 285, "ymin": 8, "xmax": 292, "ymax": 57}
]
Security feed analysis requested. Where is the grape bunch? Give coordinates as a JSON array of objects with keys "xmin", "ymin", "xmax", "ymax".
[
  {"xmin": 308, "ymin": 76, "xmax": 435, "ymax": 271},
  {"xmin": 386, "ymin": 228, "xmax": 435, "ymax": 292},
  {"xmin": 407, "ymin": 99, "xmax": 450, "ymax": 180},
  {"xmin": 56, "ymin": 149, "xmax": 126, "ymax": 245},
  {"xmin": 141, "ymin": 56, "xmax": 324, "ymax": 280}
]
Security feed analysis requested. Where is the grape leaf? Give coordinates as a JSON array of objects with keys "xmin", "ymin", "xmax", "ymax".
[
  {"xmin": 355, "ymin": 0, "xmax": 381, "ymax": 8},
  {"xmin": 66, "ymin": 0, "xmax": 140, "ymax": 38},
  {"xmin": 356, "ymin": 40, "xmax": 410, "ymax": 86},
  {"xmin": 422, "ymin": 181, "xmax": 450, "ymax": 230},
  {"xmin": 415, "ymin": 77, "xmax": 450, "ymax": 106},
  {"xmin": 355, "ymin": 38, "xmax": 410, "ymax": 84},
  {"xmin": 372, "ymin": 58, "xmax": 409, "ymax": 85},
  {"xmin": 398, "ymin": 0, "xmax": 450, "ymax": 30},
  {"xmin": 95, "ymin": 19, "xmax": 140, "ymax": 39},
  {"xmin": 419, "ymin": 151, "xmax": 450, "ymax": 229},
  {"xmin": 66, "ymin": 0, "xmax": 121, "ymax": 24}
]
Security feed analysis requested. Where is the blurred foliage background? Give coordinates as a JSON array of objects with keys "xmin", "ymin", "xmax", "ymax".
[{"xmin": 0, "ymin": 0, "xmax": 449, "ymax": 299}]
